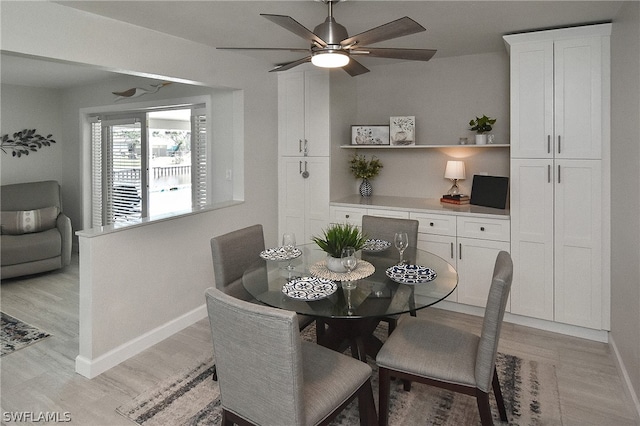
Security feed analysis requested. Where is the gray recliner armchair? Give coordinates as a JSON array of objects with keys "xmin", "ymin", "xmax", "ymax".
[{"xmin": 1, "ymin": 180, "xmax": 72, "ymax": 279}]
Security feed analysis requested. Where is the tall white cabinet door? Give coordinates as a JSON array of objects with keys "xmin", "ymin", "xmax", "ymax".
[
  {"xmin": 554, "ymin": 160, "xmax": 602, "ymax": 328},
  {"xmin": 457, "ymin": 238, "xmax": 511, "ymax": 309},
  {"xmin": 278, "ymin": 73, "xmax": 305, "ymax": 157},
  {"xmin": 509, "ymin": 41, "xmax": 554, "ymax": 159},
  {"xmin": 304, "ymin": 157, "xmax": 330, "ymax": 242},
  {"xmin": 554, "ymin": 37, "xmax": 602, "ymax": 159},
  {"xmin": 510, "ymin": 159, "xmax": 555, "ymax": 320},
  {"xmin": 279, "ymin": 157, "xmax": 306, "ymax": 241},
  {"xmin": 304, "ymin": 71, "xmax": 330, "ymax": 157}
]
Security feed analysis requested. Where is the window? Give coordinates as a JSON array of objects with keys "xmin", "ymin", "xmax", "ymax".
[{"xmin": 90, "ymin": 104, "xmax": 207, "ymax": 227}]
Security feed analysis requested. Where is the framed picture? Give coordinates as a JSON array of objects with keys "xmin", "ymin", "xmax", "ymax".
[
  {"xmin": 351, "ymin": 125, "xmax": 390, "ymax": 145},
  {"xmin": 390, "ymin": 116, "xmax": 415, "ymax": 146}
]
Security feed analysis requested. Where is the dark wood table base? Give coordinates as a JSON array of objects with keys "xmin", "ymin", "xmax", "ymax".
[{"xmin": 315, "ymin": 317, "xmax": 384, "ymax": 362}]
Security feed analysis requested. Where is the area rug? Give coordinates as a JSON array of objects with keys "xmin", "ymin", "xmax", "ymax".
[
  {"xmin": 117, "ymin": 325, "xmax": 561, "ymax": 425},
  {"xmin": 1, "ymin": 312, "xmax": 51, "ymax": 356}
]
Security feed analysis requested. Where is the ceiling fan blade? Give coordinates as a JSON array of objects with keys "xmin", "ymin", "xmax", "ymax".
[
  {"xmin": 261, "ymin": 14, "xmax": 327, "ymax": 47},
  {"xmin": 217, "ymin": 47, "xmax": 310, "ymax": 53},
  {"xmin": 269, "ymin": 56, "xmax": 312, "ymax": 72},
  {"xmin": 343, "ymin": 58, "xmax": 370, "ymax": 77},
  {"xmin": 351, "ymin": 47, "xmax": 437, "ymax": 61},
  {"xmin": 341, "ymin": 17, "xmax": 426, "ymax": 48}
]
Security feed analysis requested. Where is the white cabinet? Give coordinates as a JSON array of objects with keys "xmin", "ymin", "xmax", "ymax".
[
  {"xmin": 506, "ymin": 25, "xmax": 608, "ymax": 160},
  {"xmin": 412, "ymin": 212, "xmax": 510, "ymax": 309},
  {"xmin": 278, "ymin": 71, "xmax": 330, "ymax": 157},
  {"xmin": 279, "ymin": 157, "xmax": 330, "ymax": 243},
  {"xmin": 505, "ymin": 24, "xmax": 609, "ymax": 330},
  {"xmin": 278, "ymin": 70, "xmax": 332, "ymax": 243},
  {"xmin": 330, "ymin": 206, "xmax": 408, "ymax": 225}
]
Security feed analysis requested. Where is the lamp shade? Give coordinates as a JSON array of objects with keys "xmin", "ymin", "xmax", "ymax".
[
  {"xmin": 444, "ymin": 161, "xmax": 466, "ymax": 180},
  {"xmin": 311, "ymin": 51, "xmax": 350, "ymax": 68}
]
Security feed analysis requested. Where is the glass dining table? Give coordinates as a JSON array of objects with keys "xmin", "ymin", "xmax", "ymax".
[{"xmin": 242, "ymin": 243, "xmax": 458, "ymax": 362}]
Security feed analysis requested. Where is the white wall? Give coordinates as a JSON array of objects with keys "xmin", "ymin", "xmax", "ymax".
[
  {"xmin": 1, "ymin": 1, "xmax": 281, "ymax": 377},
  {"xmin": 610, "ymin": 0, "xmax": 640, "ymax": 411},
  {"xmin": 1, "ymin": 85, "xmax": 65, "ymax": 186},
  {"xmin": 343, "ymin": 51, "xmax": 510, "ymax": 199}
]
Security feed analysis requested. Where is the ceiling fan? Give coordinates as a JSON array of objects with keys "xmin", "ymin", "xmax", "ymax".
[{"xmin": 217, "ymin": 0, "xmax": 437, "ymax": 76}]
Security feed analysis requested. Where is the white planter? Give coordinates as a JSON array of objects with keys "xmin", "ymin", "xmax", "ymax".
[
  {"xmin": 475, "ymin": 134, "xmax": 488, "ymax": 145},
  {"xmin": 326, "ymin": 255, "xmax": 347, "ymax": 273}
]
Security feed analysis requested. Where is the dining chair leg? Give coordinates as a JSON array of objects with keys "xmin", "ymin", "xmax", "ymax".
[
  {"xmin": 476, "ymin": 390, "xmax": 494, "ymax": 426},
  {"xmin": 357, "ymin": 379, "xmax": 376, "ymax": 426},
  {"xmin": 492, "ymin": 367, "xmax": 508, "ymax": 421},
  {"xmin": 378, "ymin": 367, "xmax": 391, "ymax": 426}
]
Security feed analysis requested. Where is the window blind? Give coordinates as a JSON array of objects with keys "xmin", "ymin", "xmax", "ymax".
[{"xmin": 191, "ymin": 107, "xmax": 208, "ymax": 209}]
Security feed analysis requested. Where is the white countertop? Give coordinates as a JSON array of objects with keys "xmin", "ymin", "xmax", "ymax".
[{"xmin": 331, "ymin": 195, "xmax": 510, "ymax": 219}]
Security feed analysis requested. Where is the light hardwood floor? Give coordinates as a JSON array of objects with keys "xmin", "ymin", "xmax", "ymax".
[{"xmin": 1, "ymin": 255, "xmax": 638, "ymax": 425}]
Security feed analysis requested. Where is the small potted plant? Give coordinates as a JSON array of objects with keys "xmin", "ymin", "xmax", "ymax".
[
  {"xmin": 468, "ymin": 115, "xmax": 496, "ymax": 145},
  {"xmin": 312, "ymin": 223, "xmax": 367, "ymax": 272},
  {"xmin": 349, "ymin": 154, "xmax": 383, "ymax": 197}
]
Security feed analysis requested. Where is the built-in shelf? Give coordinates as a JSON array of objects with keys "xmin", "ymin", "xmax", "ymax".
[{"xmin": 339, "ymin": 144, "xmax": 511, "ymax": 149}]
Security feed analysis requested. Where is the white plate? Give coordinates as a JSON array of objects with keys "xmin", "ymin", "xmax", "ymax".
[
  {"xmin": 362, "ymin": 239, "xmax": 391, "ymax": 252},
  {"xmin": 260, "ymin": 247, "xmax": 302, "ymax": 261},
  {"xmin": 282, "ymin": 277, "xmax": 337, "ymax": 300},
  {"xmin": 385, "ymin": 264, "xmax": 437, "ymax": 284}
]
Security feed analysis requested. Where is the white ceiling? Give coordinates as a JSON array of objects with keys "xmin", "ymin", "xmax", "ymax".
[{"xmin": 2, "ymin": 1, "xmax": 624, "ymax": 88}]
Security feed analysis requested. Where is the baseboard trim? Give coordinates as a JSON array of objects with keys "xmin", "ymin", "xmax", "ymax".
[
  {"xmin": 433, "ymin": 300, "xmax": 609, "ymax": 342},
  {"xmin": 610, "ymin": 334, "xmax": 640, "ymax": 421},
  {"xmin": 75, "ymin": 304, "xmax": 208, "ymax": 379}
]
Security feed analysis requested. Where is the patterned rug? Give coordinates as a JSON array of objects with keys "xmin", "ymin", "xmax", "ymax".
[
  {"xmin": 117, "ymin": 324, "xmax": 561, "ymax": 425},
  {"xmin": 1, "ymin": 312, "xmax": 51, "ymax": 356}
]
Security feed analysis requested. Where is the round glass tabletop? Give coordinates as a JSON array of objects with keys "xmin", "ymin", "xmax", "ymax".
[{"xmin": 242, "ymin": 243, "xmax": 458, "ymax": 319}]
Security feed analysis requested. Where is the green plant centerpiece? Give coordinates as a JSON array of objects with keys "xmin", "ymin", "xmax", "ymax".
[
  {"xmin": 349, "ymin": 154, "xmax": 383, "ymax": 197},
  {"xmin": 312, "ymin": 223, "xmax": 367, "ymax": 272},
  {"xmin": 468, "ymin": 115, "xmax": 496, "ymax": 134}
]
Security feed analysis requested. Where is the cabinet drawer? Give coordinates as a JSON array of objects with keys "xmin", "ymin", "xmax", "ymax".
[
  {"xmin": 366, "ymin": 208, "xmax": 409, "ymax": 219},
  {"xmin": 331, "ymin": 207, "xmax": 365, "ymax": 226},
  {"xmin": 410, "ymin": 212, "xmax": 456, "ymax": 236},
  {"xmin": 457, "ymin": 217, "xmax": 510, "ymax": 242}
]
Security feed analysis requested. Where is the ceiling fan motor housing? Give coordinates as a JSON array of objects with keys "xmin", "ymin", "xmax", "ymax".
[{"xmin": 313, "ymin": 17, "xmax": 348, "ymax": 48}]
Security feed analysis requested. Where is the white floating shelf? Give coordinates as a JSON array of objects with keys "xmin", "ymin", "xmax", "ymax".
[{"xmin": 339, "ymin": 144, "xmax": 511, "ymax": 149}]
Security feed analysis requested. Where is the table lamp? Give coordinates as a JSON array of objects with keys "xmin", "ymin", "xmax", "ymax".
[{"xmin": 444, "ymin": 160, "xmax": 466, "ymax": 195}]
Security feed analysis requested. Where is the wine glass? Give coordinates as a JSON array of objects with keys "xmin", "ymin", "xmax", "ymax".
[
  {"xmin": 282, "ymin": 233, "xmax": 296, "ymax": 270},
  {"xmin": 394, "ymin": 232, "xmax": 409, "ymax": 264},
  {"xmin": 341, "ymin": 246, "xmax": 357, "ymax": 290}
]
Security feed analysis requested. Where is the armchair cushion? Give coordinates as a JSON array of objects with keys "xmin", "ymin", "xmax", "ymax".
[
  {"xmin": 1, "ymin": 206, "xmax": 59, "ymax": 235},
  {"xmin": 1, "ymin": 228, "xmax": 62, "ymax": 266}
]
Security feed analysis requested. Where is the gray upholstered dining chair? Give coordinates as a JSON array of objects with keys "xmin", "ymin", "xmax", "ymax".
[
  {"xmin": 361, "ymin": 215, "xmax": 419, "ymax": 335},
  {"xmin": 205, "ymin": 287, "xmax": 377, "ymax": 426},
  {"xmin": 209, "ymin": 224, "xmax": 314, "ymax": 380},
  {"xmin": 376, "ymin": 251, "xmax": 513, "ymax": 426}
]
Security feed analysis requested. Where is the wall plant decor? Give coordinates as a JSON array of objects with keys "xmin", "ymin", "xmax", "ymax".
[{"xmin": 1, "ymin": 129, "xmax": 56, "ymax": 158}]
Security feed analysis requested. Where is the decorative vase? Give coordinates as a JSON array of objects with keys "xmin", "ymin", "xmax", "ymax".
[
  {"xmin": 359, "ymin": 178, "xmax": 372, "ymax": 197},
  {"xmin": 475, "ymin": 134, "xmax": 487, "ymax": 145},
  {"xmin": 326, "ymin": 255, "xmax": 347, "ymax": 273}
]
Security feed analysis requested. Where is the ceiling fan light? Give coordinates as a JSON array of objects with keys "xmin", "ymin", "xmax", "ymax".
[{"xmin": 311, "ymin": 51, "xmax": 350, "ymax": 68}]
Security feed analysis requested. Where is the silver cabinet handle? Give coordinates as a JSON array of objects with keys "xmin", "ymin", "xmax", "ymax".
[
  {"xmin": 558, "ymin": 135, "xmax": 561, "ymax": 154},
  {"xmin": 459, "ymin": 243, "xmax": 462, "ymax": 260},
  {"xmin": 558, "ymin": 165, "xmax": 561, "ymax": 183},
  {"xmin": 299, "ymin": 161, "xmax": 302, "ymax": 174},
  {"xmin": 299, "ymin": 139, "xmax": 303, "ymax": 153},
  {"xmin": 303, "ymin": 139, "xmax": 308, "ymax": 156},
  {"xmin": 450, "ymin": 242, "xmax": 454, "ymax": 259},
  {"xmin": 548, "ymin": 164, "xmax": 551, "ymax": 183},
  {"xmin": 301, "ymin": 161, "xmax": 309, "ymax": 178},
  {"xmin": 547, "ymin": 135, "xmax": 551, "ymax": 154}
]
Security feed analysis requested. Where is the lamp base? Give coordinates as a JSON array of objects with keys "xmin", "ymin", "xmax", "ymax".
[{"xmin": 447, "ymin": 180, "xmax": 461, "ymax": 195}]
